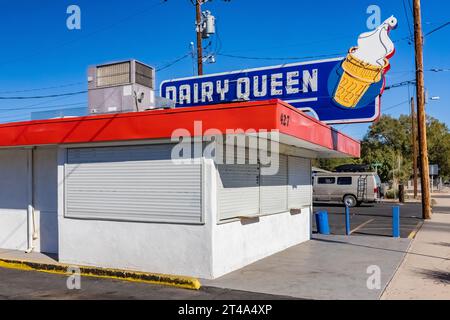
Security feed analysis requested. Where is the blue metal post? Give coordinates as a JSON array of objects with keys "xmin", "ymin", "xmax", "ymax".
[
  {"xmin": 345, "ymin": 206, "xmax": 351, "ymax": 235},
  {"xmin": 392, "ymin": 206, "xmax": 400, "ymax": 238}
]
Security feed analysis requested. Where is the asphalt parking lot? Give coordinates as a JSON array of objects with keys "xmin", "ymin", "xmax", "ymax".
[
  {"xmin": 0, "ymin": 267, "xmax": 296, "ymax": 300},
  {"xmin": 313, "ymin": 201, "xmax": 423, "ymax": 238}
]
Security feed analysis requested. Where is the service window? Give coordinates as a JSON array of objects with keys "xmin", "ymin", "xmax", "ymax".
[
  {"xmin": 65, "ymin": 144, "xmax": 203, "ymax": 224},
  {"xmin": 337, "ymin": 177, "xmax": 352, "ymax": 185},
  {"xmin": 288, "ymin": 156, "xmax": 312, "ymax": 209},
  {"xmin": 217, "ymin": 145, "xmax": 260, "ymax": 220},
  {"xmin": 260, "ymin": 154, "xmax": 288, "ymax": 215},
  {"xmin": 318, "ymin": 177, "xmax": 336, "ymax": 184},
  {"xmin": 217, "ymin": 162, "xmax": 260, "ymax": 220},
  {"xmin": 217, "ymin": 152, "xmax": 312, "ymax": 220}
]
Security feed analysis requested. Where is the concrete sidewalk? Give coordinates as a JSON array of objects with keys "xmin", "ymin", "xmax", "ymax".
[
  {"xmin": 203, "ymin": 234, "xmax": 410, "ymax": 300},
  {"xmin": 382, "ymin": 194, "xmax": 450, "ymax": 300}
]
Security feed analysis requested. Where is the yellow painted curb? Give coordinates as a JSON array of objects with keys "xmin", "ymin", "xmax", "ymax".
[
  {"xmin": 0, "ymin": 258, "xmax": 201, "ymax": 290},
  {"xmin": 408, "ymin": 221, "xmax": 424, "ymax": 240}
]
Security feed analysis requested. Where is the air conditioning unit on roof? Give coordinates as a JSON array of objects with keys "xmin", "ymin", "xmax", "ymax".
[{"xmin": 88, "ymin": 60, "xmax": 157, "ymax": 114}]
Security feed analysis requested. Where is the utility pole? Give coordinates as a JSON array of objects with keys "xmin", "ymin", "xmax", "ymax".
[
  {"xmin": 413, "ymin": 0, "xmax": 432, "ymax": 219},
  {"xmin": 195, "ymin": 0, "xmax": 203, "ymax": 75},
  {"xmin": 411, "ymin": 98, "xmax": 418, "ymax": 199}
]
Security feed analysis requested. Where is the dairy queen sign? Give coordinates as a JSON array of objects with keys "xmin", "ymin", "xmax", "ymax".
[{"xmin": 161, "ymin": 16, "xmax": 398, "ymax": 124}]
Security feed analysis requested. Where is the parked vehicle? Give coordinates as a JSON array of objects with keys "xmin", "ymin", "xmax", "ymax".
[{"xmin": 312, "ymin": 172, "xmax": 381, "ymax": 207}]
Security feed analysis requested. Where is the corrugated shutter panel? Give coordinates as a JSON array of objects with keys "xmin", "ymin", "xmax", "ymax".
[
  {"xmin": 260, "ymin": 154, "xmax": 288, "ymax": 214},
  {"xmin": 288, "ymin": 156, "xmax": 312, "ymax": 208},
  {"xmin": 217, "ymin": 145, "xmax": 260, "ymax": 220},
  {"xmin": 65, "ymin": 144, "xmax": 202, "ymax": 224},
  {"xmin": 217, "ymin": 163, "xmax": 260, "ymax": 220}
]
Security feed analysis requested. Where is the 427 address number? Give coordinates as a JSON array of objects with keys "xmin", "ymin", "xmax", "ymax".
[{"xmin": 280, "ymin": 113, "xmax": 290, "ymax": 127}]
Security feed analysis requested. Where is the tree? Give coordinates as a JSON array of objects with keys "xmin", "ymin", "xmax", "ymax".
[
  {"xmin": 314, "ymin": 114, "xmax": 450, "ymax": 184},
  {"xmin": 312, "ymin": 157, "xmax": 361, "ymax": 172},
  {"xmin": 361, "ymin": 115, "xmax": 411, "ymax": 183},
  {"xmin": 360, "ymin": 114, "xmax": 450, "ymax": 183},
  {"xmin": 426, "ymin": 117, "xmax": 450, "ymax": 179}
]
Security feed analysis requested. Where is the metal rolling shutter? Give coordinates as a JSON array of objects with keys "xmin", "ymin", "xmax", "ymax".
[
  {"xmin": 217, "ymin": 163, "xmax": 260, "ymax": 220},
  {"xmin": 217, "ymin": 144, "xmax": 260, "ymax": 220},
  {"xmin": 260, "ymin": 154, "xmax": 288, "ymax": 214},
  {"xmin": 65, "ymin": 144, "xmax": 202, "ymax": 224},
  {"xmin": 288, "ymin": 156, "xmax": 312, "ymax": 208}
]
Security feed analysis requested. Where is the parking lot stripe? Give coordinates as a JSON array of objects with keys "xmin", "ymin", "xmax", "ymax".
[{"xmin": 350, "ymin": 218, "xmax": 375, "ymax": 234}]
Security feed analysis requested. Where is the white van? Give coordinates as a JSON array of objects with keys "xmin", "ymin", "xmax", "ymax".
[{"xmin": 312, "ymin": 172, "xmax": 381, "ymax": 207}]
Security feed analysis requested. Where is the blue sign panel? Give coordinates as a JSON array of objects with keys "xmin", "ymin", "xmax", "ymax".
[{"xmin": 160, "ymin": 57, "xmax": 381, "ymax": 124}]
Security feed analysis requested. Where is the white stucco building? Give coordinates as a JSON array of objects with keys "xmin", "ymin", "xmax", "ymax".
[{"xmin": 0, "ymin": 99, "xmax": 359, "ymax": 279}]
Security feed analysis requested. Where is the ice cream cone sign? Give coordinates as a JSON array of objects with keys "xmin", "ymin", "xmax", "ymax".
[{"xmin": 332, "ymin": 16, "xmax": 398, "ymax": 109}]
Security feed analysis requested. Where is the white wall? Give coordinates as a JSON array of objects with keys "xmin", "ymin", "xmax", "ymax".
[
  {"xmin": 58, "ymin": 219, "xmax": 213, "ymax": 277},
  {"xmin": 0, "ymin": 149, "xmax": 29, "ymax": 251},
  {"xmin": 208, "ymin": 156, "xmax": 311, "ymax": 278},
  {"xmin": 211, "ymin": 209, "xmax": 311, "ymax": 278},
  {"xmin": 57, "ymin": 144, "xmax": 311, "ymax": 279},
  {"xmin": 58, "ymin": 148, "xmax": 215, "ymax": 278}
]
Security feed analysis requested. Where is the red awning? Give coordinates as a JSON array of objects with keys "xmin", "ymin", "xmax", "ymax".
[{"xmin": 0, "ymin": 99, "xmax": 360, "ymax": 158}]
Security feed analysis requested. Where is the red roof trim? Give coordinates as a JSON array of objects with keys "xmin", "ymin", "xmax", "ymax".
[{"xmin": 0, "ymin": 99, "xmax": 360, "ymax": 157}]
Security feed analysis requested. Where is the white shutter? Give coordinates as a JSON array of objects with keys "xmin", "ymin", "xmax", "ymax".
[
  {"xmin": 65, "ymin": 144, "xmax": 202, "ymax": 224},
  {"xmin": 260, "ymin": 154, "xmax": 288, "ymax": 214},
  {"xmin": 217, "ymin": 163, "xmax": 260, "ymax": 220},
  {"xmin": 288, "ymin": 156, "xmax": 312, "ymax": 208}
]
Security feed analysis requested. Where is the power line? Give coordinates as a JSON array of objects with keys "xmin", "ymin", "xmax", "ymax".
[
  {"xmin": 425, "ymin": 21, "xmax": 450, "ymax": 36},
  {"xmin": 0, "ymin": 0, "xmax": 168, "ymax": 67},
  {"xmin": 156, "ymin": 53, "xmax": 191, "ymax": 71},
  {"xmin": 0, "ymin": 82, "xmax": 85, "ymax": 95},
  {"xmin": 402, "ymin": 0, "xmax": 414, "ymax": 41},
  {"xmin": 429, "ymin": 68, "xmax": 450, "ymax": 72},
  {"xmin": 0, "ymin": 101, "xmax": 86, "ymax": 113},
  {"xmin": 394, "ymin": 20, "xmax": 450, "ymax": 44},
  {"xmin": 0, "ymin": 95, "xmax": 84, "ymax": 119},
  {"xmin": 0, "ymin": 52, "xmax": 191, "ymax": 100},
  {"xmin": 0, "ymin": 90, "xmax": 87, "ymax": 100},
  {"xmin": 384, "ymin": 79, "xmax": 416, "ymax": 90},
  {"xmin": 384, "ymin": 99, "xmax": 410, "ymax": 111},
  {"xmin": 217, "ymin": 52, "xmax": 345, "ymax": 61}
]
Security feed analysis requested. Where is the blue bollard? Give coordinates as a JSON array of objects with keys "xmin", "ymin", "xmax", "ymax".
[
  {"xmin": 392, "ymin": 206, "xmax": 400, "ymax": 238},
  {"xmin": 315, "ymin": 211, "xmax": 330, "ymax": 235},
  {"xmin": 345, "ymin": 206, "xmax": 351, "ymax": 235}
]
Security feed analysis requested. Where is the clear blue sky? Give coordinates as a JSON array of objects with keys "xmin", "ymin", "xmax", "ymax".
[{"xmin": 0, "ymin": 0, "xmax": 448, "ymax": 139}]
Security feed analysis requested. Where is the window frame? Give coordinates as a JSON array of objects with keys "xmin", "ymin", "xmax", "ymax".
[
  {"xmin": 317, "ymin": 177, "xmax": 336, "ymax": 185},
  {"xmin": 337, "ymin": 177, "xmax": 353, "ymax": 185}
]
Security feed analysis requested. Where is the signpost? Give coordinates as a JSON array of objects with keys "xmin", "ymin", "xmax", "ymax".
[{"xmin": 429, "ymin": 164, "xmax": 439, "ymax": 193}]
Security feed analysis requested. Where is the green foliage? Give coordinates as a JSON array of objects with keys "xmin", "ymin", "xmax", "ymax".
[
  {"xmin": 359, "ymin": 114, "xmax": 450, "ymax": 183},
  {"xmin": 313, "ymin": 114, "xmax": 450, "ymax": 184},
  {"xmin": 427, "ymin": 117, "xmax": 450, "ymax": 178},
  {"xmin": 385, "ymin": 189, "xmax": 398, "ymax": 199},
  {"xmin": 312, "ymin": 158, "xmax": 361, "ymax": 172}
]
